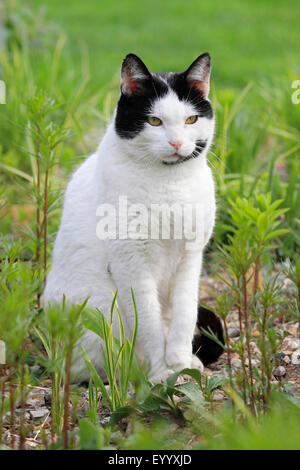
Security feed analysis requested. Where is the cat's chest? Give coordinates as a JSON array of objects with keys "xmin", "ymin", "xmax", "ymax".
[
  {"xmin": 100, "ymin": 159, "xmax": 216, "ymax": 254},
  {"xmin": 102, "ymin": 162, "xmax": 214, "ymax": 208}
]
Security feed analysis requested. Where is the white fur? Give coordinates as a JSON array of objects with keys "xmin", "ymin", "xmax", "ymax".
[{"xmin": 44, "ymin": 89, "xmax": 216, "ymax": 383}]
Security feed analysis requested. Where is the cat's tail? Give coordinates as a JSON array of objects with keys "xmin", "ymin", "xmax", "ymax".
[{"xmin": 192, "ymin": 305, "xmax": 225, "ymax": 366}]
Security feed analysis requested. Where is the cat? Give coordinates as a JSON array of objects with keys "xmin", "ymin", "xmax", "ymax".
[{"xmin": 44, "ymin": 52, "xmax": 223, "ymax": 383}]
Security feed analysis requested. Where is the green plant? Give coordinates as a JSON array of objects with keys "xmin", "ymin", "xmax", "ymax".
[
  {"xmin": 82, "ymin": 290, "xmax": 146, "ymax": 412},
  {"xmin": 79, "ymin": 418, "xmax": 112, "ymax": 450},
  {"xmin": 0, "ymin": 238, "xmax": 37, "ymax": 449},
  {"xmin": 35, "ymin": 299, "xmax": 85, "ymax": 447},
  {"xmin": 197, "ymin": 394, "xmax": 300, "ymax": 450},
  {"xmin": 282, "ymin": 258, "xmax": 300, "ymax": 336},
  {"xmin": 212, "ymin": 193, "xmax": 291, "ymax": 413}
]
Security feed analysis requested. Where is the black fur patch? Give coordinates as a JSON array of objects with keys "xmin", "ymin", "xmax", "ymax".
[
  {"xmin": 115, "ymin": 75, "xmax": 168, "ymax": 139},
  {"xmin": 159, "ymin": 72, "xmax": 213, "ymax": 120},
  {"xmin": 192, "ymin": 305, "xmax": 224, "ymax": 366},
  {"xmin": 115, "ymin": 59, "xmax": 213, "ymax": 140}
]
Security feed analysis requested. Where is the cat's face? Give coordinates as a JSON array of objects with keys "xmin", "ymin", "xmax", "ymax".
[{"xmin": 115, "ymin": 53, "xmax": 214, "ymax": 165}]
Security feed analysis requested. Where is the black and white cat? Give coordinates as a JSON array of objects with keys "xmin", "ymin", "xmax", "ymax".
[{"xmin": 44, "ymin": 53, "xmax": 223, "ymax": 383}]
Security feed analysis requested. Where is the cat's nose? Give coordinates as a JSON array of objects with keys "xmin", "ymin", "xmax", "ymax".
[{"xmin": 169, "ymin": 140, "xmax": 183, "ymax": 151}]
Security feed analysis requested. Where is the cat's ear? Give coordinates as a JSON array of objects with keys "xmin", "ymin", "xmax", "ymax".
[
  {"xmin": 121, "ymin": 54, "xmax": 151, "ymax": 96},
  {"xmin": 185, "ymin": 53, "xmax": 211, "ymax": 98}
]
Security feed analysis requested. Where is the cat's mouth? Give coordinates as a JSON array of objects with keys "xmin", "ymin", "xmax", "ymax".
[
  {"xmin": 162, "ymin": 155, "xmax": 193, "ymax": 165},
  {"xmin": 162, "ymin": 140, "xmax": 207, "ymax": 166},
  {"xmin": 162, "ymin": 153, "xmax": 181, "ymax": 164}
]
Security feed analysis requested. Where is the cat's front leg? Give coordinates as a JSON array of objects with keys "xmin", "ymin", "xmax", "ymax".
[
  {"xmin": 166, "ymin": 252, "xmax": 203, "ymax": 372},
  {"xmin": 109, "ymin": 250, "xmax": 169, "ymax": 380}
]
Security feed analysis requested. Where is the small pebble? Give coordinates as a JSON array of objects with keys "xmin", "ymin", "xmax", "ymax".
[
  {"xmin": 289, "ymin": 339, "xmax": 300, "ymax": 350},
  {"xmin": 249, "ymin": 342, "xmax": 260, "ymax": 355},
  {"xmin": 251, "ymin": 330, "xmax": 260, "ymax": 337},
  {"xmin": 228, "ymin": 327, "xmax": 240, "ymax": 338},
  {"xmin": 283, "ymin": 338, "xmax": 300, "ymax": 351},
  {"xmin": 231, "ymin": 358, "xmax": 242, "ymax": 369},
  {"xmin": 26, "ymin": 397, "xmax": 45, "ymax": 408},
  {"xmin": 291, "ymin": 349, "xmax": 300, "ymax": 365},
  {"xmin": 283, "ymin": 355, "xmax": 291, "ymax": 365},
  {"xmin": 29, "ymin": 408, "xmax": 49, "ymax": 420},
  {"xmin": 100, "ymin": 416, "xmax": 110, "ymax": 425},
  {"xmin": 273, "ymin": 366, "xmax": 286, "ymax": 378},
  {"xmin": 213, "ymin": 391, "xmax": 225, "ymax": 401}
]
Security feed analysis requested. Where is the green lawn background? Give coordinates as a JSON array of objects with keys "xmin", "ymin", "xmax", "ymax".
[{"xmin": 35, "ymin": 0, "xmax": 300, "ymax": 89}]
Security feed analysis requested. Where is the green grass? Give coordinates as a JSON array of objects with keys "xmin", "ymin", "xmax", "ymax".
[{"xmin": 35, "ymin": 0, "xmax": 300, "ymax": 89}]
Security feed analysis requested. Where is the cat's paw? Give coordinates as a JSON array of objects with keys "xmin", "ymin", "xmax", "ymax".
[
  {"xmin": 150, "ymin": 369, "xmax": 175, "ymax": 384},
  {"xmin": 191, "ymin": 354, "xmax": 204, "ymax": 373},
  {"xmin": 165, "ymin": 349, "xmax": 192, "ymax": 372}
]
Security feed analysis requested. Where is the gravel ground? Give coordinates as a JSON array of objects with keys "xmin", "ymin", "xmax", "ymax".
[{"xmin": 200, "ymin": 275, "xmax": 300, "ymax": 397}]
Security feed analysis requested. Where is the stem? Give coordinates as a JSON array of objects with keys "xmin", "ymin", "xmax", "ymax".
[
  {"xmin": 242, "ymin": 271, "xmax": 255, "ymax": 414},
  {"xmin": 63, "ymin": 337, "xmax": 74, "ymax": 449},
  {"xmin": 237, "ymin": 278, "xmax": 247, "ymax": 405},
  {"xmin": 43, "ymin": 168, "xmax": 49, "ymax": 286},
  {"xmin": 51, "ymin": 372, "xmax": 55, "ymax": 446},
  {"xmin": 51, "ymin": 337, "xmax": 57, "ymax": 446},
  {"xmin": 254, "ymin": 255, "xmax": 261, "ymax": 296},
  {"xmin": 36, "ymin": 117, "xmax": 41, "ymax": 307},
  {"xmin": 260, "ymin": 304, "xmax": 268, "ymax": 408},
  {"xmin": 297, "ymin": 279, "xmax": 300, "ymax": 339},
  {"xmin": 0, "ymin": 364, "xmax": 7, "ymax": 444},
  {"xmin": 224, "ymin": 319, "xmax": 233, "ymax": 387},
  {"xmin": 9, "ymin": 365, "xmax": 15, "ymax": 449},
  {"xmin": 19, "ymin": 362, "xmax": 26, "ymax": 450},
  {"xmin": 224, "ymin": 319, "xmax": 235, "ymax": 417}
]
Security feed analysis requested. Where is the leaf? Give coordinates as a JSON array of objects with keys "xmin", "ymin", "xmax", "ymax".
[
  {"xmin": 257, "ymin": 212, "xmax": 268, "ymax": 235},
  {"xmin": 79, "ymin": 419, "xmax": 104, "ymax": 450},
  {"xmin": 82, "ymin": 308, "xmax": 106, "ymax": 340},
  {"xmin": 265, "ymin": 229, "xmax": 289, "ymax": 241},
  {"xmin": 0, "ymin": 162, "xmax": 33, "ymax": 183},
  {"xmin": 176, "ymin": 381, "xmax": 205, "ymax": 406},
  {"xmin": 206, "ymin": 374, "xmax": 227, "ymax": 392},
  {"xmin": 167, "ymin": 368, "xmax": 203, "ymax": 389},
  {"xmin": 110, "ymin": 405, "xmax": 133, "ymax": 427},
  {"xmin": 81, "ymin": 347, "xmax": 111, "ymax": 406},
  {"xmin": 139, "ymin": 384, "xmax": 174, "ymax": 413}
]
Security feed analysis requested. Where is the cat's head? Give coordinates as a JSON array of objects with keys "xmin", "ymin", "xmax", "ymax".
[{"xmin": 115, "ymin": 53, "xmax": 214, "ymax": 166}]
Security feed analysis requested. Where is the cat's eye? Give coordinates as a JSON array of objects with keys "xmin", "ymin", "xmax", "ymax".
[
  {"xmin": 185, "ymin": 115, "xmax": 198, "ymax": 125},
  {"xmin": 148, "ymin": 116, "xmax": 162, "ymax": 126}
]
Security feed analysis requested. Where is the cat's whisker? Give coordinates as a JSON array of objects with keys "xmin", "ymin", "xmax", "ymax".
[{"xmin": 206, "ymin": 157, "xmax": 216, "ymax": 170}]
